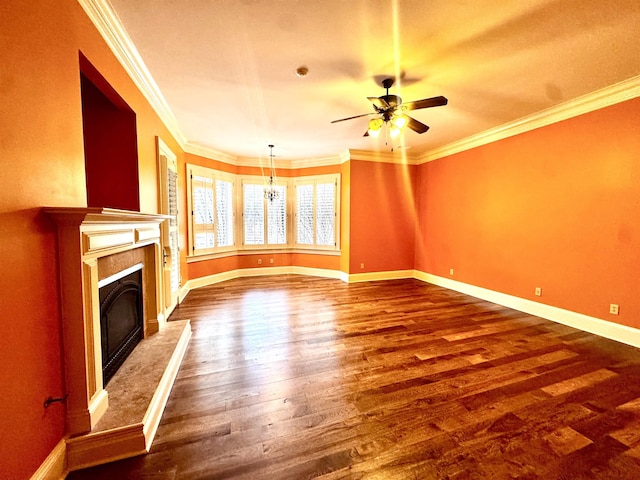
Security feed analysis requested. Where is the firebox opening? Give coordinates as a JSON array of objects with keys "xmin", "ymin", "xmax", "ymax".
[{"xmin": 98, "ymin": 263, "xmax": 144, "ymax": 385}]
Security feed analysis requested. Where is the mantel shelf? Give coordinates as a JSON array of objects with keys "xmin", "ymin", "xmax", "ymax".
[{"xmin": 44, "ymin": 207, "xmax": 171, "ymax": 226}]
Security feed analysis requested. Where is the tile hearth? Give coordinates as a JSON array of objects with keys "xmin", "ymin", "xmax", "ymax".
[{"xmin": 93, "ymin": 320, "xmax": 190, "ymax": 432}]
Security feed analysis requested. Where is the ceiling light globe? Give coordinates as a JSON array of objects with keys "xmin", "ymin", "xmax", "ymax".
[
  {"xmin": 390, "ymin": 126, "xmax": 401, "ymax": 138},
  {"xmin": 392, "ymin": 114, "xmax": 408, "ymax": 129},
  {"xmin": 368, "ymin": 118, "xmax": 383, "ymax": 130}
]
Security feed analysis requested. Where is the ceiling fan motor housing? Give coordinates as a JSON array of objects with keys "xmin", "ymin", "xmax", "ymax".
[{"xmin": 380, "ymin": 94, "xmax": 402, "ymax": 109}]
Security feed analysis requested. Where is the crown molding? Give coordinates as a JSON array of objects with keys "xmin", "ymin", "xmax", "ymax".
[
  {"xmin": 183, "ymin": 142, "xmax": 239, "ymax": 166},
  {"xmin": 287, "ymin": 155, "xmax": 348, "ymax": 169},
  {"xmin": 419, "ymin": 75, "xmax": 640, "ymax": 164},
  {"xmin": 186, "ymin": 142, "xmax": 344, "ymax": 169},
  {"xmin": 78, "ymin": 0, "xmax": 187, "ymax": 148},
  {"xmin": 236, "ymin": 154, "xmax": 345, "ymax": 169},
  {"xmin": 79, "ymin": 0, "xmax": 640, "ymax": 169},
  {"xmin": 347, "ymin": 149, "xmax": 420, "ymax": 165}
]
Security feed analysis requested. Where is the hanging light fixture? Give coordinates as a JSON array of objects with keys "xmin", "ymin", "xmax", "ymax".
[
  {"xmin": 391, "ymin": 113, "xmax": 408, "ymax": 129},
  {"xmin": 367, "ymin": 112, "xmax": 410, "ymax": 139},
  {"xmin": 263, "ymin": 144, "xmax": 279, "ymax": 202},
  {"xmin": 367, "ymin": 118, "xmax": 384, "ymax": 137}
]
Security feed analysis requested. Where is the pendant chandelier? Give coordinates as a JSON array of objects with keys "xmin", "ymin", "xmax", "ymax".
[{"xmin": 263, "ymin": 144, "xmax": 279, "ymax": 202}]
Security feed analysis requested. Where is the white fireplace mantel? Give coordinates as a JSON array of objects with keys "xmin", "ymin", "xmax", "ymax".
[{"xmin": 45, "ymin": 207, "xmax": 171, "ymax": 435}]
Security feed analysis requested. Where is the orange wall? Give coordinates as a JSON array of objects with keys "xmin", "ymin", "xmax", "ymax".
[
  {"xmin": 349, "ymin": 159, "xmax": 417, "ymax": 273},
  {"xmin": 3, "ymin": 2, "xmax": 638, "ymax": 478},
  {"xmin": 416, "ymin": 97, "xmax": 640, "ymax": 328},
  {"xmin": 0, "ymin": 1, "xmax": 182, "ymax": 478}
]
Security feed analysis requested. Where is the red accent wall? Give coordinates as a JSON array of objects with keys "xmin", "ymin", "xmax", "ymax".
[
  {"xmin": 81, "ymin": 71, "xmax": 140, "ymax": 211},
  {"xmin": 349, "ymin": 159, "xmax": 417, "ymax": 273},
  {"xmin": 0, "ymin": 1, "xmax": 182, "ymax": 478},
  {"xmin": 416, "ymin": 97, "xmax": 640, "ymax": 328}
]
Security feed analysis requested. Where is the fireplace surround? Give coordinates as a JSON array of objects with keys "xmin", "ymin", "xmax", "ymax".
[{"xmin": 45, "ymin": 208, "xmax": 171, "ymax": 435}]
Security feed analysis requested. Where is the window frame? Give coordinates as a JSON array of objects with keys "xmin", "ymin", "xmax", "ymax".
[
  {"xmin": 186, "ymin": 164, "xmax": 236, "ymax": 256},
  {"xmin": 186, "ymin": 165, "xmax": 340, "ymax": 259},
  {"xmin": 293, "ymin": 174, "xmax": 340, "ymax": 252},
  {"xmin": 240, "ymin": 177, "xmax": 290, "ymax": 249}
]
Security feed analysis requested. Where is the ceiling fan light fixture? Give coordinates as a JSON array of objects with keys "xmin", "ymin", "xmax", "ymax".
[
  {"xmin": 391, "ymin": 114, "xmax": 408, "ymax": 129},
  {"xmin": 389, "ymin": 126, "xmax": 402, "ymax": 138},
  {"xmin": 367, "ymin": 117, "xmax": 383, "ymax": 137}
]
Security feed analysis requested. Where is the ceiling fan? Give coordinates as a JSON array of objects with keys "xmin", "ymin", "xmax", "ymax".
[{"xmin": 331, "ymin": 77, "xmax": 447, "ymax": 138}]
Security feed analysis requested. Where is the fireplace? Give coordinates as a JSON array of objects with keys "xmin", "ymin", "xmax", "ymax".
[
  {"xmin": 44, "ymin": 207, "xmax": 170, "ymax": 434},
  {"xmin": 46, "ymin": 207, "xmax": 192, "ymax": 470},
  {"xmin": 99, "ymin": 264, "xmax": 143, "ymax": 385}
]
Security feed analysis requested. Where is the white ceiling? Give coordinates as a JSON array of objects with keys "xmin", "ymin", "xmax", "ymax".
[{"xmin": 107, "ymin": 0, "xmax": 640, "ymax": 162}]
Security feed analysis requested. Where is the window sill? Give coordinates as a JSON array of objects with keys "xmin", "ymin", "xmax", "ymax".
[{"xmin": 187, "ymin": 247, "xmax": 341, "ymax": 263}]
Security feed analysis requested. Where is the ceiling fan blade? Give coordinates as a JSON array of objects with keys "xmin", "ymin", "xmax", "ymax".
[
  {"xmin": 403, "ymin": 96, "xmax": 448, "ymax": 111},
  {"xmin": 368, "ymin": 96, "xmax": 389, "ymax": 110},
  {"xmin": 330, "ymin": 112, "xmax": 372, "ymax": 123},
  {"xmin": 406, "ymin": 116, "xmax": 430, "ymax": 134}
]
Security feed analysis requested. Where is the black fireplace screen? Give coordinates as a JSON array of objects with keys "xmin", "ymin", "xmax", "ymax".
[{"xmin": 99, "ymin": 265, "xmax": 143, "ymax": 385}]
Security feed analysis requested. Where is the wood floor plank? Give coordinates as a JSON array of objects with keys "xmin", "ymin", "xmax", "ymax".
[{"xmin": 68, "ymin": 276, "xmax": 640, "ymax": 479}]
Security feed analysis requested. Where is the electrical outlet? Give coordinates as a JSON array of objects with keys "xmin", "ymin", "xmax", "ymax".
[
  {"xmin": 257, "ymin": 258, "xmax": 262, "ymax": 265},
  {"xmin": 270, "ymin": 258, "xmax": 274, "ymax": 264},
  {"xmin": 360, "ymin": 263, "xmax": 365, "ymax": 269},
  {"xmin": 610, "ymin": 304, "xmax": 619, "ymax": 315},
  {"xmin": 535, "ymin": 287, "xmax": 542, "ymax": 297},
  {"xmin": 449, "ymin": 268, "xmax": 454, "ymax": 275}
]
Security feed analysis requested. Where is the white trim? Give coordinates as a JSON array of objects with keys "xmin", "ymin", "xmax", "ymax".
[
  {"xmin": 141, "ymin": 321, "xmax": 192, "ymax": 449},
  {"xmin": 178, "ymin": 283, "xmax": 190, "ymax": 304},
  {"xmin": 79, "ymin": 0, "xmax": 640, "ymax": 168},
  {"xmin": 186, "ymin": 142, "xmax": 345, "ymax": 169},
  {"xmin": 66, "ymin": 424, "xmax": 147, "ymax": 472},
  {"xmin": 419, "ymin": 75, "xmax": 640, "ymax": 164},
  {"xmin": 348, "ymin": 269, "xmax": 415, "ymax": 283},
  {"xmin": 347, "ymin": 149, "xmax": 419, "ymax": 165},
  {"xmin": 182, "ymin": 266, "xmax": 348, "ymax": 293},
  {"xmin": 414, "ymin": 270, "xmax": 640, "ymax": 349},
  {"xmin": 97, "ymin": 262, "xmax": 143, "ymax": 288},
  {"xmin": 64, "ymin": 321, "xmax": 191, "ymax": 472},
  {"xmin": 184, "ymin": 143, "xmax": 239, "ymax": 166},
  {"xmin": 77, "ymin": 0, "xmax": 187, "ymax": 148},
  {"xmin": 30, "ymin": 438, "xmax": 66, "ymax": 480},
  {"xmin": 186, "ymin": 247, "xmax": 341, "ymax": 263}
]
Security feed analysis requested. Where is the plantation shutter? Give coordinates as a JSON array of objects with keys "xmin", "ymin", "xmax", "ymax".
[
  {"xmin": 243, "ymin": 183, "xmax": 264, "ymax": 245},
  {"xmin": 267, "ymin": 185, "xmax": 287, "ymax": 245},
  {"xmin": 316, "ymin": 181, "xmax": 336, "ymax": 246},
  {"xmin": 191, "ymin": 175, "xmax": 215, "ymax": 251},
  {"xmin": 216, "ymin": 179, "xmax": 234, "ymax": 247},
  {"xmin": 296, "ymin": 183, "xmax": 314, "ymax": 245}
]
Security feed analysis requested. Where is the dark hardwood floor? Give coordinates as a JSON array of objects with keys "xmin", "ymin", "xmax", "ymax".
[{"xmin": 68, "ymin": 276, "xmax": 640, "ymax": 479}]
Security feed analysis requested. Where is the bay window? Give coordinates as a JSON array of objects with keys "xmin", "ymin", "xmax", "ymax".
[{"xmin": 187, "ymin": 164, "xmax": 339, "ymax": 257}]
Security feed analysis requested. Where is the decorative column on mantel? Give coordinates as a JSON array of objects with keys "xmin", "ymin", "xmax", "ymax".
[{"xmin": 44, "ymin": 207, "xmax": 171, "ymax": 436}]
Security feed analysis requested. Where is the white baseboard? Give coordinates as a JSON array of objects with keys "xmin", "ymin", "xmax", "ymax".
[
  {"xmin": 182, "ymin": 266, "xmax": 348, "ymax": 293},
  {"xmin": 348, "ymin": 269, "xmax": 414, "ymax": 283},
  {"xmin": 178, "ymin": 283, "xmax": 190, "ymax": 303},
  {"xmin": 179, "ymin": 266, "xmax": 640, "ymax": 349},
  {"xmin": 29, "ymin": 438, "xmax": 66, "ymax": 480},
  {"xmin": 414, "ymin": 270, "xmax": 640, "ymax": 349}
]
